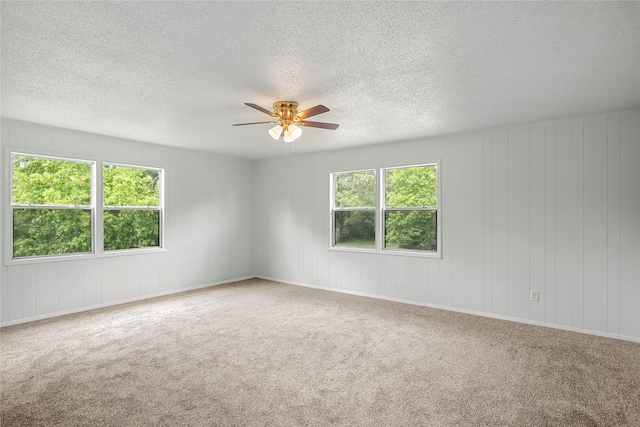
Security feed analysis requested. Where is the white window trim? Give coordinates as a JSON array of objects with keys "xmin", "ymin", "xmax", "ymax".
[
  {"xmin": 102, "ymin": 162, "xmax": 165, "ymax": 254},
  {"xmin": 380, "ymin": 162, "xmax": 441, "ymax": 258},
  {"xmin": 329, "ymin": 168, "xmax": 377, "ymax": 251},
  {"xmin": 329, "ymin": 161, "xmax": 442, "ymax": 259},
  {"xmin": 4, "ymin": 149, "xmax": 166, "ymax": 266}
]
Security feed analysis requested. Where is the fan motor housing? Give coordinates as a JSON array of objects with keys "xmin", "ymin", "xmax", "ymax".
[{"xmin": 273, "ymin": 101, "xmax": 299, "ymax": 122}]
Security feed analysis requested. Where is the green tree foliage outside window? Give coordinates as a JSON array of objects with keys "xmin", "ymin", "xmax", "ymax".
[
  {"xmin": 103, "ymin": 165, "xmax": 161, "ymax": 251},
  {"xmin": 333, "ymin": 170, "xmax": 375, "ymax": 248},
  {"xmin": 10, "ymin": 154, "xmax": 163, "ymax": 259},
  {"xmin": 331, "ymin": 165, "xmax": 439, "ymax": 253},
  {"xmin": 384, "ymin": 165, "xmax": 438, "ymax": 251},
  {"xmin": 12, "ymin": 155, "xmax": 93, "ymax": 258},
  {"xmin": 12, "ymin": 155, "xmax": 92, "ymax": 205},
  {"xmin": 13, "ymin": 209, "xmax": 92, "ymax": 258}
]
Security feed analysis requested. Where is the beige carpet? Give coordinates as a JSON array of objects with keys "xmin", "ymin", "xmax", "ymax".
[{"xmin": 1, "ymin": 278, "xmax": 639, "ymax": 426}]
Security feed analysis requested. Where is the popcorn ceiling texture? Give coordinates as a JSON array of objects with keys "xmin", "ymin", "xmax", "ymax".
[{"xmin": 1, "ymin": 1, "xmax": 638, "ymax": 159}]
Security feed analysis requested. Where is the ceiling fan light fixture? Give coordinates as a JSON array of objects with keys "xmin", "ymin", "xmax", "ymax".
[
  {"xmin": 283, "ymin": 129, "xmax": 295, "ymax": 143},
  {"xmin": 268, "ymin": 124, "xmax": 283, "ymax": 140},
  {"xmin": 286, "ymin": 124, "xmax": 302, "ymax": 142},
  {"xmin": 234, "ymin": 101, "xmax": 338, "ymax": 151}
]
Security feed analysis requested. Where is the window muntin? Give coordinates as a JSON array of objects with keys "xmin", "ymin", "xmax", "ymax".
[
  {"xmin": 103, "ymin": 164, "xmax": 162, "ymax": 251},
  {"xmin": 383, "ymin": 164, "xmax": 438, "ymax": 253},
  {"xmin": 331, "ymin": 169, "xmax": 376, "ymax": 249},
  {"xmin": 10, "ymin": 154, "xmax": 94, "ymax": 258}
]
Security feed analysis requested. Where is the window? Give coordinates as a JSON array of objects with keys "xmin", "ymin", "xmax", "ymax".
[
  {"xmin": 331, "ymin": 169, "xmax": 376, "ymax": 249},
  {"xmin": 11, "ymin": 154, "xmax": 94, "ymax": 258},
  {"xmin": 382, "ymin": 164, "xmax": 438, "ymax": 252},
  {"xmin": 103, "ymin": 164, "xmax": 162, "ymax": 251},
  {"xmin": 8, "ymin": 152, "xmax": 164, "ymax": 262},
  {"xmin": 330, "ymin": 162, "xmax": 440, "ymax": 257}
]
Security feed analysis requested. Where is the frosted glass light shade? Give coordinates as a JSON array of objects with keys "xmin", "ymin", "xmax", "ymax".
[
  {"xmin": 284, "ymin": 124, "xmax": 302, "ymax": 143},
  {"xmin": 288, "ymin": 124, "xmax": 302, "ymax": 140},
  {"xmin": 268, "ymin": 125, "xmax": 283, "ymax": 140}
]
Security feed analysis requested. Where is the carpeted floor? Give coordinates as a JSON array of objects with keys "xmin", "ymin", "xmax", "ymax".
[{"xmin": 1, "ymin": 278, "xmax": 639, "ymax": 426}]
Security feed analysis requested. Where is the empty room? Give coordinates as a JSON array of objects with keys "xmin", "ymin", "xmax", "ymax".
[{"xmin": 1, "ymin": 1, "xmax": 639, "ymax": 426}]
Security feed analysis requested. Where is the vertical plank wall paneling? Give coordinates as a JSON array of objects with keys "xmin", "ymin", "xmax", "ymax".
[
  {"xmin": 583, "ymin": 117, "xmax": 608, "ymax": 332},
  {"xmin": 619, "ymin": 111, "xmax": 640, "ymax": 338},
  {"xmin": 570, "ymin": 119, "xmax": 585, "ymax": 330},
  {"xmin": 463, "ymin": 133, "xmax": 484, "ymax": 313},
  {"xmin": 450, "ymin": 134, "xmax": 468, "ymax": 310},
  {"xmin": 1, "ymin": 119, "xmax": 255, "ymax": 325},
  {"xmin": 2, "ymin": 111, "xmax": 638, "ymax": 341},
  {"xmin": 255, "ymin": 110, "xmax": 640, "ymax": 341},
  {"xmin": 491, "ymin": 130, "xmax": 509, "ymax": 316},
  {"xmin": 553, "ymin": 122, "xmax": 573, "ymax": 327},
  {"xmin": 529, "ymin": 125, "xmax": 545, "ymax": 323},
  {"xmin": 543, "ymin": 124, "xmax": 557, "ymax": 325},
  {"xmin": 432, "ymin": 136, "xmax": 452, "ymax": 307},
  {"xmin": 606, "ymin": 115, "xmax": 621, "ymax": 335},
  {"xmin": 482, "ymin": 132, "xmax": 493, "ymax": 313},
  {"xmin": 507, "ymin": 127, "xmax": 530, "ymax": 320}
]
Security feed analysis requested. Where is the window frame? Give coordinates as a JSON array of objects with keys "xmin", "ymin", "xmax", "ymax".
[
  {"xmin": 102, "ymin": 162, "xmax": 164, "ymax": 252},
  {"xmin": 381, "ymin": 163, "xmax": 440, "ymax": 256},
  {"xmin": 8, "ymin": 152, "xmax": 96, "ymax": 261},
  {"xmin": 4, "ymin": 149, "xmax": 166, "ymax": 265},
  {"xmin": 329, "ymin": 161, "xmax": 441, "ymax": 258},
  {"xmin": 330, "ymin": 168, "xmax": 377, "ymax": 251}
]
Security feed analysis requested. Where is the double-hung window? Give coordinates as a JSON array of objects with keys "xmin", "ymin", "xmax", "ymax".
[
  {"xmin": 331, "ymin": 169, "xmax": 376, "ymax": 249},
  {"xmin": 103, "ymin": 164, "xmax": 162, "ymax": 251},
  {"xmin": 11, "ymin": 154, "xmax": 94, "ymax": 258},
  {"xmin": 382, "ymin": 164, "xmax": 438, "ymax": 252},
  {"xmin": 8, "ymin": 152, "xmax": 164, "ymax": 262},
  {"xmin": 330, "ymin": 162, "xmax": 440, "ymax": 257}
]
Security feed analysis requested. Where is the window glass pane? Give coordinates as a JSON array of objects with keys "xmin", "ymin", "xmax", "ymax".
[
  {"xmin": 385, "ymin": 165, "xmax": 437, "ymax": 208},
  {"xmin": 334, "ymin": 211, "xmax": 375, "ymax": 249},
  {"xmin": 385, "ymin": 210, "xmax": 437, "ymax": 251},
  {"xmin": 13, "ymin": 209, "xmax": 92, "ymax": 258},
  {"xmin": 104, "ymin": 210, "xmax": 160, "ymax": 250},
  {"xmin": 12, "ymin": 155, "xmax": 92, "ymax": 205},
  {"xmin": 334, "ymin": 170, "xmax": 375, "ymax": 208},
  {"xmin": 103, "ymin": 165, "xmax": 160, "ymax": 207}
]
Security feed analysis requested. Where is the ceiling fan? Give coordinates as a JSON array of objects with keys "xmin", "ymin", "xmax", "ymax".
[{"xmin": 232, "ymin": 101, "xmax": 339, "ymax": 143}]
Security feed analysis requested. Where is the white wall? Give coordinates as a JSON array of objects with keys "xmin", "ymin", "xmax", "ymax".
[
  {"xmin": 255, "ymin": 110, "xmax": 640, "ymax": 342},
  {"xmin": 1, "ymin": 119, "xmax": 255, "ymax": 325},
  {"xmin": 2, "ymin": 111, "xmax": 639, "ymax": 342}
]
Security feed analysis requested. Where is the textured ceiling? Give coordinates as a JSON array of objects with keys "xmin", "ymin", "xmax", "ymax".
[{"xmin": 2, "ymin": 1, "xmax": 639, "ymax": 160}]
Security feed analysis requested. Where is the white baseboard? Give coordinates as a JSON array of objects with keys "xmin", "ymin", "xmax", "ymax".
[
  {"xmin": 0, "ymin": 275, "xmax": 255, "ymax": 328},
  {"xmin": 6, "ymin": 274, "xmax": 638, "ymax": 344},
  {"xmin": 255, "ymin": 275, "xmax": 640, "ymax": 344}
]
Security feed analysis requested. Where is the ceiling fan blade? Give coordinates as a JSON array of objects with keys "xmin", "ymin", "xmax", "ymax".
[
  {"xmin": 232, "ymin": 121, "xmax": 277, "ymax": 126},
  {"xmin": 296, "ymin": 105, "xmax": 330, "ymax": 120},
  {"xmin": 301, "ymin": 120, "xmax": 339, "ymax": 130},
  {"xmin": 244, "ymin": 103, "xmax": 277, "ymax": 117}
]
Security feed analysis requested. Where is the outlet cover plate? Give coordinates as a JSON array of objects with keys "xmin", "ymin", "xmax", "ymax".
[{"xmin": 530, "ymin": 290, "xmax": 540, "ymax": 302}]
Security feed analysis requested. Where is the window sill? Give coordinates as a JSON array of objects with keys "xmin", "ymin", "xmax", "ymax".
[
  {"xmin": 329, "ymin": 246, "xmax": 441, "ymax": 259},
  {"xmin": 329, "ymin": 246, "xmax": 376, "ymax": 254},
  {"xmin": 5, "ymin": 247, "xmax": 168, "ymax": 266}
]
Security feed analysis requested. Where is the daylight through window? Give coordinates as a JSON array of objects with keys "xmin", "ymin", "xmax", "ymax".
[
  {"xmin": 9, "ymin": 153, "xmax": 164, "ymax": 261},
  {"xmin": 331, "ymin": 169, "xmax": 376, "ymax": 249},
  {"xmin": 11, "ymin": 154, "xmax": 94, "ymax": 258},
  {"xmin": 330, "ymin": 163, "xmax": 440, "ymax": 256},
  {"xmin": 383, "ymin": 164, "xmax": 438, "ymax": 252},
  {"xmin": 103, "ymin": 164, "xmax": 162, "ymax": 251}
]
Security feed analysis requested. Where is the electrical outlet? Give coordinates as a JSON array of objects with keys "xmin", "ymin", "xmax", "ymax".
[
  {"xmin": 218, "ymin": 260, "xmax": 223, "ymax": 269},
  {"xmin": 279, "ymin": 260, "xmax": 284, "ymax": 268},
  {"xmin": 530, "ymin": 290, "xmax": 540, "ymax": 302}
]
